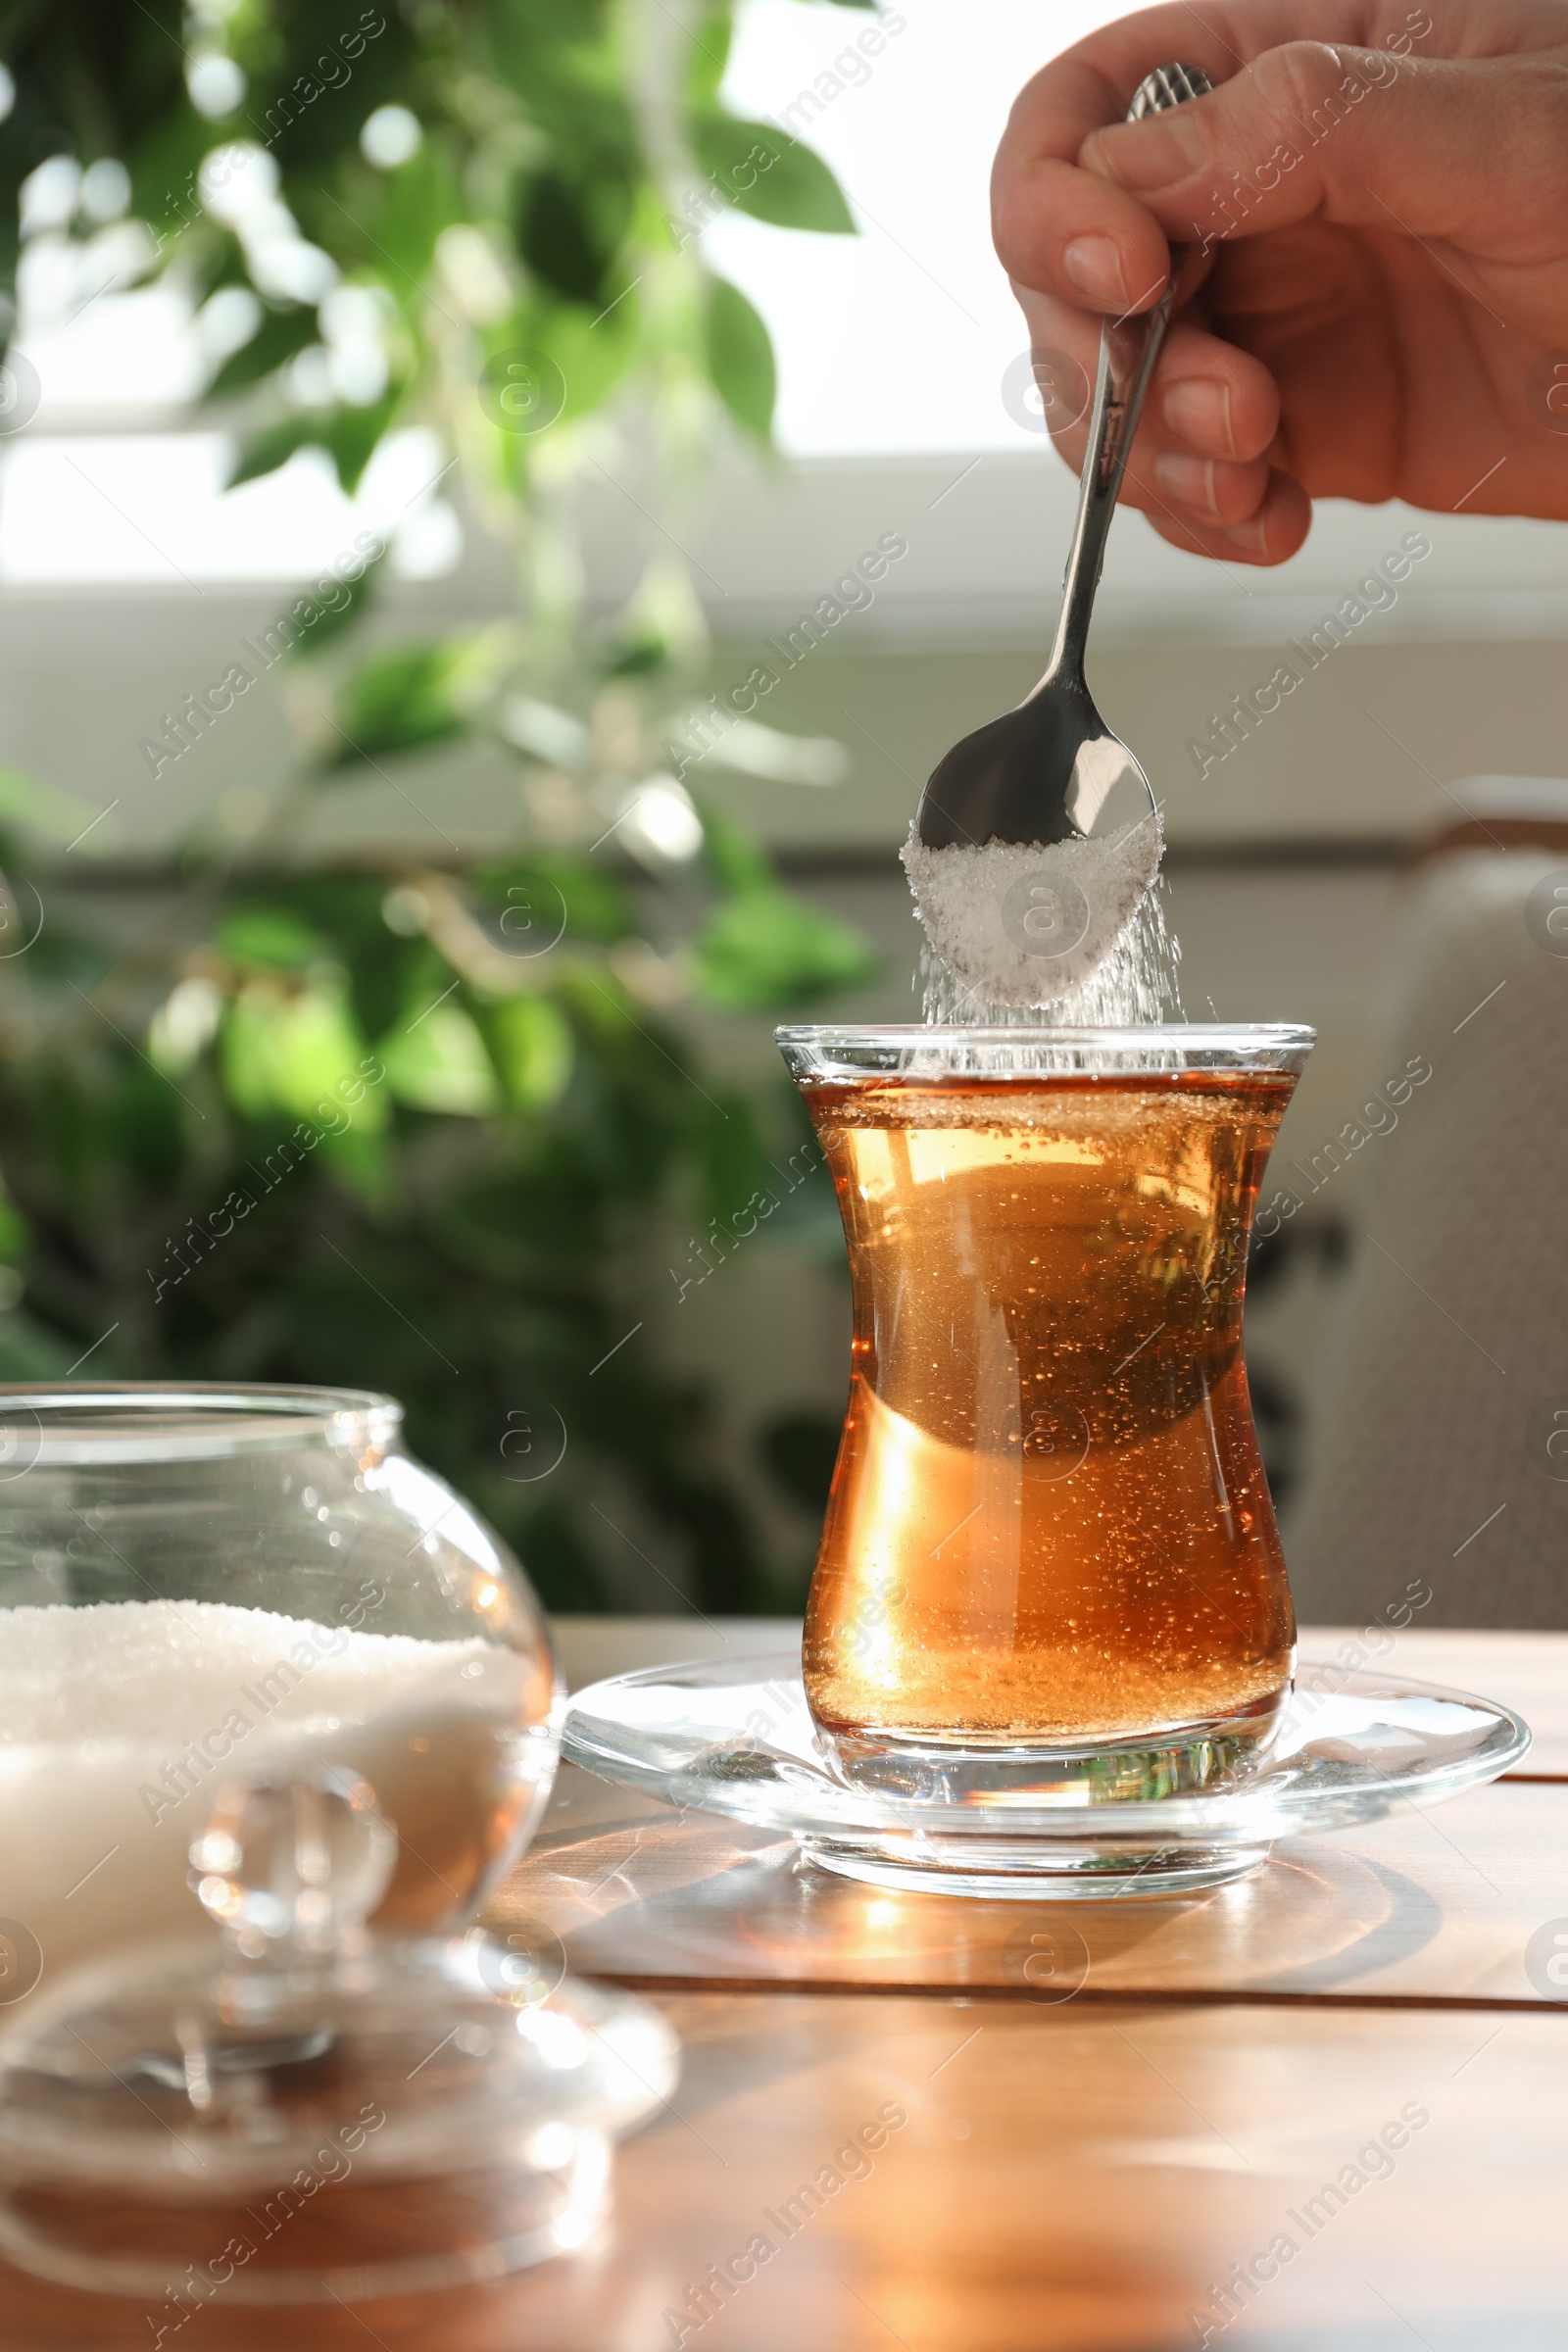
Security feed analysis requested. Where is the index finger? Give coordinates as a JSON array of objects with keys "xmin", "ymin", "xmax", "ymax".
[{"xmin": 991, "ymin": 0, "xmax": 1378, "ymax": 306}]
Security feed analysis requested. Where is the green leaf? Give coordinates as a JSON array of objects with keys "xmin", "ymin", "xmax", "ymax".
[
  {"xmin": 519, "ymin": 169, "xmax": 633, "ymax": 306},
  {"xmin": 226, "ymin": 391, "xmax": 399, "ymax": 496},
  {"xmin": 217, "ymin": 909, "xmax": 324, "ymax": 969},
  {"xmin": 692, "ymin": 803, "xmax": 773, "ymax": 897},
  {"xmin": 378, "ymin": 1003, "xmax": 502, "ymax": 1117},
  {"xmin": 693, "ymin": 118, "xmax": 855, "ymax": 234},
  {"xmin": 602, "ymin": 632, "xmax": 669, "ymax": 679},
  {"xmin": 319, "ymin": 390, "xmax": 401, "ymax": 494},
  {"xmin": 322, "ymin": 640, "xmax": 486, "ymax": 767},
  {"xmin": 473, "ymin": 856, "xmax": 633, "ymax": 946},
  {"xmin": 704, "ymin": 276, "xmax": 774, "ymax": 442},
  {"xmin": 483, "ymin": 996, "xmax": 574, "ymax": 1110},
  {"xmin": 208, "ymin": 305, "xmax": 318, "ymax": 400},
  {"xmin": 598, "ymin": 557, "xmax": 706, "ymax": 684},
  {"xmin": 696, "ymin": 1088, "xmax": 774, "ymax": 1225},
  {"xmin": 485, "ymin": 293, "xmax": 639, "ymax": 437},
  {"xmin": 0, "ymin": 1165, "xmax": 29, "ymax": 1263},
  {"xmin": 353, "ymin": 141, "xmax": 461, "ymax": 300},
  {"xmin": 110, "ymin": 1057, "xmax": 185, "ymax": 1186},
  {"xmin": 691, "ymin": 890, "xmax": 875, "ymax": 1009},
  {"xmin": 220, "ymin": 982, "xmax": 387, "ymax": 1133},
  {"xmin": 683, "ymin": 5, "xmax": 733, "ymax": 109},
  {"xmin": 227, "ymin": 416, "xmax": 318, "ymax": 490},
  {"xmin": 286, "ymin": 544, "xmax": 385, "ymax": 658}
]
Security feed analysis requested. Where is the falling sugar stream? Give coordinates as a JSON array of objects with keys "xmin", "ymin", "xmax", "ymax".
[{"xmin": 915, "ymin": 871, "xmax": 1184, "ymax": 1027}]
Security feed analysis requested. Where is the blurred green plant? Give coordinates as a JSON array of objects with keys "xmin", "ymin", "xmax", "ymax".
[{"xmin": 0, "ymin": 0, "xmax": 881, "ymax": 1610}]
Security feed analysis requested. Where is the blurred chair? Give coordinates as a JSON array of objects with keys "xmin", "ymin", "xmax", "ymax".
[{"xmin": 1285, "ymin": 780, "xmax": 1568, "ymax": 1629}]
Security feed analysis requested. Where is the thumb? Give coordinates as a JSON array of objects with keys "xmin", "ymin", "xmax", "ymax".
[{"xmin": 1080, "ymin": 41, "xmax": 1539, "ymax": 257}]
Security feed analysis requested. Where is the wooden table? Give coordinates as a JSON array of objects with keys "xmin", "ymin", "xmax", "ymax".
[{"xmin": 7, "ymin": 1622, "xmax": 1567, "ymax": 2350}]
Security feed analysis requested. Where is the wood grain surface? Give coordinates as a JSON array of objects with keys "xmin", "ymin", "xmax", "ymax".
[
  {"xmin": 5, "ymin": 1620, "xmax": 1564, "ymax": 2349},
  {"xmin": 5, "ymin": 1997, "xmax": 1565, "ymax": 2351}
]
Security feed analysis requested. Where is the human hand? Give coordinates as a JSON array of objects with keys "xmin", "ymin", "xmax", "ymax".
[{"xmin": 992, "ymin": 1, "xmax": 1568, "ymax": 563}]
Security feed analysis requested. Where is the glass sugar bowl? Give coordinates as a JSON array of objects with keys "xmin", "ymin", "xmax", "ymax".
[
  {"xmin": 0, "ymin": 1386, "xmax": 681, "ymax": 2304},
  {"xmin": 0, "ymin": 1383, "xmax": 562, "ymax": 1993}
]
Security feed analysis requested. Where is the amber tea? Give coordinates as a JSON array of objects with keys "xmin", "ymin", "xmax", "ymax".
[{"xmin": 777, "ymin": 1028, "xmax": 1312, "ymax": 1798}]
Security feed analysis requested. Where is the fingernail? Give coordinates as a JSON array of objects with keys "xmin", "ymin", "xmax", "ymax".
[
  {"xmin": 1154, "ymin": 451, "xmax": 1220, "ymax": 516},
  {"xmin": 1162, "ymin": 379, "xmax": 1235, "ymax": 454},
  {"xmin": 1224, "ymin": 514, "xmax": 1271, "ymax": 557},
  {"xmin": 1062, "ymin": 235, "xmax": 1127, "ymax": 308},
  {"xmin": 1085, "ymin": 110, "xmax": 1206, "ymax": 191}
]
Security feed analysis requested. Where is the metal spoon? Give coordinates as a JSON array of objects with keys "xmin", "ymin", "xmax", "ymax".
[{"xmin": 906, "ymin": 61, "xmax": 1214, "ymax": 1007}]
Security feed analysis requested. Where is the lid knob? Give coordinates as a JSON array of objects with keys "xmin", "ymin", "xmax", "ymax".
[{"xmin": 188, "ymin": 1763, "xmax": 396, "ymax": 1960}]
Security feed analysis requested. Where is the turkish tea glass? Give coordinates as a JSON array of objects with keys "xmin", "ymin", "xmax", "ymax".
[{"xmin": 776, "ymin": 1025, "xmax": 1314, "ymax": 1803}]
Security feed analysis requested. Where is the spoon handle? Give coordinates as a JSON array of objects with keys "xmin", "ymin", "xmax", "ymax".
[{"xmin": 1041, "ymin": 62, "xmax": 1214, "ymax": 690}]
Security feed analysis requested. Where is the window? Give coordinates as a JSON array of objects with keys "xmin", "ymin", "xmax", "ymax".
[{"xmin": 710, "ymin": 0, "xmax": 1120, "ymax": 455}]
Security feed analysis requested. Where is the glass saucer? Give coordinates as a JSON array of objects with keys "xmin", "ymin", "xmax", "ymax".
[{"xmin": 564, "ymin": 1654, "xmax": 1530, "ymax": 1898}]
